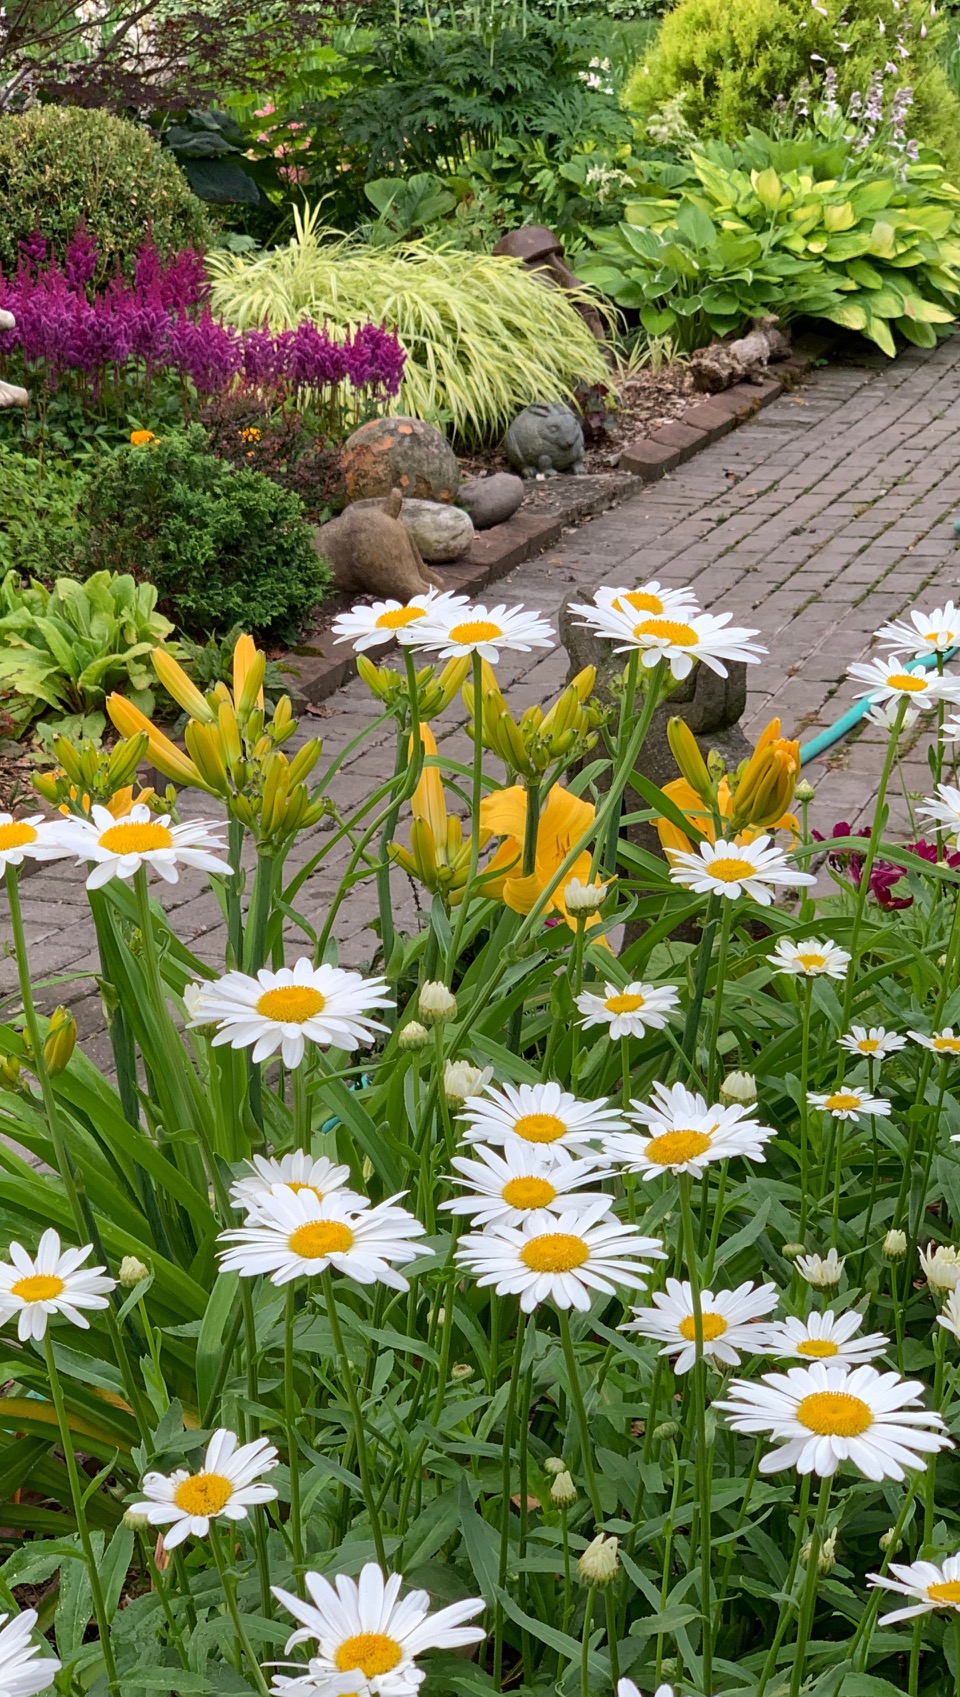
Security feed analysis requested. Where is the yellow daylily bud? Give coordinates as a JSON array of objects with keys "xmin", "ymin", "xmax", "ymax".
[
  {"xmin": 106, "ymin": 694, "xmax": 211, "ymax": 793},
  {"xmin": 184, "ymin": 721, "xmax": 229, "ymax": 794},
  {"xmin": 357, "ymin": 655, "xmax": 397, "ymax": 701},
  {"xmin": 571, "ymin": 665, "xmax": 596, "ymax": 703},
  {"xmin": 106, "ymin": 734, "xmax": 150, "ymax": 792},
  {"xmin": 260, "ymin": 752, "xmax": 290, "ymax": 838},
  {"xmin": 0, "ymin": 1051, "xmax": 20, "ymax": 1089},
  {"xmin": 667, "ymin": 717, "xmax": 713, "ymax": 803},
  {"xmin": 271, "ymin": 696, "xmax": 293, "ymax": 732},
  {"xmin": 729, "ymin": 719, "xmax": 800, "ymax": 832},
  {"xmin": 152, "ymin": 649, "xmax": 215, "ymax": 723},
  {"xmin": 237, "ymin": 649, "xmax": 267, "ymax": 719},
  {"xmin": 286, "ymin": 739, "xmax": 322, "ymax": 787},
  {"xmin": 232, "ymin": 634, "xmax": 264, "ymax": 710},
  {"xmin": 434, "ymin": 655, "xmax": 470, "ymax": 711},
  {"xmin": 218, "ymin": 700, "xmax": 242, "ymax": 768},
  {"xmin": 43, "ymin": 1007, "xmax": 77, "ymax": 1076}
]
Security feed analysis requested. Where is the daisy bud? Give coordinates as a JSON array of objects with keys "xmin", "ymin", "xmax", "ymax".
[
  {"xmin": 550, "ymin": 1469, "xmax": 577, "ymax": 1507},
  {"xmin": 419, "ymin": 981, "xmax": 458, "ymax": 1025},
  {"xmin": 802, "ymin": 1527, "xmax": 838, "ymax": 1571},
  {"xmin": 444, "ymin": 1060, "xmax": 491, "ymax": 1103},
  {"xmin": 543, "ymin": 1456, "xmax": 566, "ymax": 1475},
  {"xmin": 578, "ymin": 1532, "xmax": 620, "ymax": 1587},
  {"xmin": 398, "ymin": 1019, "xmax": 431, "ymax": 1052},
  {"xmin": 43, "ymin": 1007, "xmax": 76, "ymax": 1076},
  {"xmin": 118, "ymin": 1255, "xmax": 150, "ymax": 1288},
  {"xmin": 652, "ymin": 1420, "xmax": 680, "ymax": 1442},
  {"xmin": 795, "ymin": 778, "xmax": 816, "ymax": 802},
  {"xmin": 563, "ymin": 878, "xmax": 606, "ymax": 914},
  {"xmin": 783, "ymin": 1242, "xmax": 805, "ymax": 1261},
  {"xmin": 796, "ymin": 1247, "xmax": 844, "ymax": 1288},
  {"xmin": 451, "ymin": 1363, "xmax": 473, "ymax": 1380},
  {"xmin": 879, "ymin": 1527, "xmax": 903, "ymax": 1553},
  {"xmin": 122, "ymin": 1507, "xmax": 151, "ymax": 1530},
  {"xmin": 883, "ymin": 1228, "xmax": 907, "ymax": 1259},
  {"xmin": 719, "ymin": 1069, "xmax": 757, "ymax": 1106},
  {"xmin": 920, "ymin": 1241, "xmax": 960, "ymax": 1292}
]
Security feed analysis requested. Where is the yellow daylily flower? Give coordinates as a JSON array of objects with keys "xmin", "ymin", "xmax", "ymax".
[{"xmin": 479, "ymin": 783, "xmax": 606, "ymax": 934}]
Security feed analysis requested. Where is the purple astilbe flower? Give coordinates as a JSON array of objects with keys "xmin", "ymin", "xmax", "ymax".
[
  {"xmin": 288, "ymin": 318, "xmax": 349, "ymax": 390},
  {"xmin": 344, "ymin": 322, "xmax": 407, "ymax": 397},
  {"xmin": 63, "ymin": 223, "xmax": 98, "ymax": 293},
  {"xmin": 18, "ymin": 231, "xmax": 49, "ymax": 273}
]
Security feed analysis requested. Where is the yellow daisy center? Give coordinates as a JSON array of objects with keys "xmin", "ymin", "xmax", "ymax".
[
  {"xmin": 614, "ymin": 590, "xmax": 665, "ymax": 615},
  {"xmin": 795, "ymin": 952, "xmax": 826, "ymax": 971},
  {"xmin": 288, "ymin": 1220, "xmax": 354, "ymax": 1258},
  {"xmin": 376, "ymin": 606, "xmax": 426, "ymax": 630},
  {"xmin": 825, "ymin": 1092, "xmax": 861, "ymax": 1112},
  {"xmin": 255, "ymin": 986, "xmax": 325, "ymax": 1024},
  {"xmin": 604, "ymin": 992, "xmax": 645, "ymax": 1014},
  {"xmin": 285, "ymin": 1182, "xmax": 324, "ymax": 1200},
  {"xmin": 501, "ymin": 1176, "xmax": 558, "ymax": 1209},
  {"xmin": 796, "ymin": 1390, "xmax": 872, "ymax": 1437},
  {"xmin": 0, "ymin": 822, "xmax": 38, "ymax": 850},
  {"xmin": 513, "ymin": 1112, "xmax": 567, "ymax": 1144},
  {"xmin": 98, "ymin": 821, "xmax": 174, "ymax": 854},
  {"xmin": 857, "ymin": 1039, "xmax": 879, "ymax": 1053},
  {"xmin": 927, "ymin": 1580, "xmax": 960, "ymax": 1605},
  {"xmin": 173, "ymin": 1472, "xmax": 234, "ymax": 1516},
  {"xmin": 335, "ymin": 1634, "xmax": 403, "ymax": 1677},
  {"xmin": 708, "ymin": 856, "xmax": 752, "ymax": 882},
  {"xmin": 10, "ymin": 1273, "xmax": 65, "ymax": 1302},
  {"xmin": 644, "ymin": 1128, "xmax": 713, "ymax": 1165},
  {"xmin": 448, "ymin": 619, "xmax": 503, "ymax": 644},
  {"xmin": 520, "ymin": 1232, "xmax": 589, "ymax": 1273},
  {"xmin": 796, "ymin": 1338, "xmax": 840, "ymax": 1359},
  {"xmin": 933, "ymin": 1037, "xmax": 960, "ymax": 1052},
  {"xmin": 886, "ymin": 672, "xmax": 928, "ymax": 692},
  {"xmin": 633, "ymin": 617, "xmax": 698, "ymax": 646},
  {"xmin": 678, "ymin": 1310, "xmax": 727, "ymax": 1342}
]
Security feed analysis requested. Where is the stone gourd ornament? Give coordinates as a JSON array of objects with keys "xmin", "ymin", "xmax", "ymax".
[
  {"xmin": 346, "ymin": 496, "xmax": 474, "ymax": 563},
  {"xmin": 341, "ymin": 415, "xmax": 460, "ymax": 503},
  {"xmin": 0, "ymin": 310, "xmax": 29, "ymax": 410},
  {"xmin": 313, "ymin": 489, "xmax": 443, "ymax": 598},
  {"xmin": 505, "ymin": 402, "xmax": 585, "ymax": 478}
]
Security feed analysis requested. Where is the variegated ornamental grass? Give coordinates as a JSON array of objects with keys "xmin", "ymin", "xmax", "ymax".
[{"xmin": 2, "ymin": 604, "xmax": 960, "ymax": 1697}]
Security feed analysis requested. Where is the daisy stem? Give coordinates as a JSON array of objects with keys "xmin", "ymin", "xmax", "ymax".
[
  {"xmin": 654, "ymin": 1437, "xmax": 682, "ymax": 1685},
  {"xmin": 446, "ymin": 652, "xmax": 486, "ymax": 979},
  {"xmin": 494, "ymin": 1309, "xmax": 526, "ymax": 1687},
  {"xmin": 226, "ymin": 815, "xmax": 244, "ymax": 964},
  {"xmin": 851, "ymin": 1471, "xmax": 922, "ymax": 1670},
  {"xmin": 680, "ymin": 895, "xmax": 720, "ymax": 1071},
  {"xmin": 704, "ymin": 1161, "xmax": 729, "ymax": 1283},
  {"xmin": 293, "ymin": 1063, "xmax": 309, "ymax": 1146},
  {"xmin": 580, "ymin": 1586, "xmax": 594, "ymax": 1697},
  {"xmin": 620, "ymin": 1033, "xmax": 631, "ymax": 1114},
  {"xmin": 754, "ymin": 1472, "xmax": 811, "ymax": 1697},
  {"xmin": 790, "ymin": 1474, "xmax": 832, "ymax": 1697},
  {"xmin": 139, "ymin": 1532, "xmax": 190, "ymax": 1666},
  {"xmin": 557, "ymin": 1309, "xmax": 603, "ymax": 1527},
  {"xmin": 209, "ymin": 1523, "xmax": 272, "ymax": 1697},
  {"xmin": 320, "ymin": 1268, "xmax": 388, "ymax": 1565},
  {"xmin": 840, "ymin": 701, "xmax": 907, "ymax": 1031},
  {"xmin": 799, "ymin": 978, "xmax": 813, "ymax": 1243},
  {"xmin": 434, "ymin": 1026, "xmax": 456, "ymax": 1159},
  {"xmin": 706, "ymin": 897, "xmax": 734, "ymax": 1101},
  {"xmin": 600, "ymin": 648, "xmax": 640, "ymax": 878},
  {"xmin": 677, "ymin": 1173, "xmax": 713, "ymax": 1697},
  {"xmin": 283, "ymin": 1284, "xmax": 305, "ymax": 1588},
  {"xmin": 906, "ymin": 1059, "xmax": 949, "ymax": 1275},
  {"xmin": 42, "ymin": 1331, "xmax": 121, "ymax": 1697},
  {"xmin": 378, "ymin": 648, "xmax": 427, "ymax": 990}
]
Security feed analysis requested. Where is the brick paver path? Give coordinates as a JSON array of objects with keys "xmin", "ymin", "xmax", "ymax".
[{"xmin": 11, "ymin": 338, "xmax": 960, "ymax": 1062}]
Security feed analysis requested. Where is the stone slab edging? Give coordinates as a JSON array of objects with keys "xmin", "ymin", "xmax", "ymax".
[{"xmin": 284, "ymin": 343, "xmax": 823, "ymax": 707}]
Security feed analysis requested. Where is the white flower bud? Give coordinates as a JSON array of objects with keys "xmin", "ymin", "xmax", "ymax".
[
  {"xmin": 802, "ymin": 1528, "xmax": 838, "ymax": 1572},
  {"xmin": 879, "ymin": 1528, "xmax": 902, "ymax": 1553},
  {"xmin": 451, "ymin": 1363, "xmax": 473, "ymax": 1381},
  {"xmin": 444, "ymin": 1060, "xmax": 492, "ymax": 1104},
  {"xmin": 118, "ymin": 1255, "xmax": 150, "ymax": 1288},
  {"xmin": 543, "ymin": 1456, "xmax": 566, "ymax": 1476},
  {"xmin": 563, "ymin": 878, "xmax": 606, "ymax": 915},
  {"xmin": 920, "ymin": 1242, "xmax": 960, "ymax": 1292},
  {"xmin": 782, "ymin": 1242, "xmax": 805, "ymax": 1261},
  {"xmin": 419, "ymin": 981, "xmax": 458, "ymax": 1024},
  {"xmin": 578, "ymin": 1532, "xmax": 619, "ymax": 1587},
  {"xmin": 883, "ymin": 1229, "xmax": 907, "ymax": 1259},
  {"xmin": 398, "ymin": 1020, "xmax": 430, "ymax": 1052},
  {"xmin": 122, "ymin": 1508, "xmax": 151, "ymax": 1530},
  {"xmin": 796, "ymin": 1247, "xmax": 844, "ymax": 1288},
  {"xmin": 182, "ymin": 982, "xmax": 207, "ymax": 1019},
  {"xmin": 719, "ymin": 1070, "xmax": 757, "ymax": 1106},
  {"xmin": 550, "ymin": 1469, "xmax": 577, "ymax": 1508},
  {"xmin": 795, "ymin": 778, "xmax": 816, "ymax": 802}
]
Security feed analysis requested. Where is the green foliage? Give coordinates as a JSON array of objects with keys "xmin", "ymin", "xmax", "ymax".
[
  {"xmin": 623, "ymin": 0, "xmax": 960, "ymax": 178},
  {"xmin": 71, "ymin": 427, "xmax": 330, "ymax": 641},
  {"xmin": 580, "ymin": 135, "xmax": 960, "ymax": 353},
  {"xmin": 0, "ymin": 447, "xmax": 88, "ymax": 574},
  {"xmin": 208, "ymin": 208, "xmax": 610, "ymax": 445},
  {"xmin": 0, "ymin": 569, "xmax": 173, "ymax": 735},
  {"xmin": 0, "ymin": 107, "xmax": 210, "ymax": 282}
]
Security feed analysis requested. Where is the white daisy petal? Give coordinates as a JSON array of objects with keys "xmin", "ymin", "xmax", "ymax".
[
  {"xmin": 330, "ymin": 590, "xmax": 470, "ymax": 653},
  {"xmin": 568, "ymin": 594, "xmax": 764, "ymax": 679},
  {"xmin": 0, "ymin": 1608, "xmax": 61, "ymax": 1697},
  {"xmin": 807, "ymin": 1085, "xmax": 890, "ymax": 1122},
  {"xmin": 622, "ymin": 1277, "xmax": 778, "ymax": 1374},
  {"xmin": 668, "ymin": 835, "xmax": 814, "ymax": 906},
  {"xmin": 410, "ymin": 600, "xmax": 554, "ymax": 663},
  {"xmin": 0, "ymin": 1233, "xmax": 115, "ymax": 1341},
  {"xmin": 127, "ymin": 1429, "xmax": 278, "ymax": 1552},
  {"xmin": 218, "ymin": 1189, "xmax": 430, "ymax": 1292},
  {"xmin": 766, "ymin": 1308, "xmax": 890, "ymax": 1366},
  {"xmin": 457, "ymin": 1078, "xmax": 627, "ymax": 1153},
  {"xmin": 767, "ymin": 937, "xmax": 850, "ymax": 979},
  {"xmin": 837, "ymin": 1026, "xmax": 906, "ymax": 1061},
  {"xmin": 847, "ymin": 655, "xmax": 960, "ymax": 710},
  {"xmin": 55, "ymin": 803, "xmax": 229, "ymax": 889},
  {"xmin": 454, "ymin": 1203, "xmax": 665, "ymax": 1312},
  {"xmin": 868, "ymin": 1551, "xmax": 960, "ymax": 1626},
  {"xmin": 0, "ymin": 814, "xmax": 72, "ymax": 872},
  {"xmin": 440, "ymin": 1139, "xmax": 613, "ymax": 1228},
  {"xmin": 575, "ymin": 980, "xmax": 680, "ymax": 1040},
  {"xmin": 603, "ymin": 1080, "xmax": 775, "ymax": 1179},
  {"xmin": 189, "ymin": 959, "xmax": 393, "ymax": 1066}
]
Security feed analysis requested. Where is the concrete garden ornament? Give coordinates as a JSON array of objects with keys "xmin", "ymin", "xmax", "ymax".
[
  {"xmin": 505, "ymin": 402, "xmax": 586, "ymax": 478},
  {"xmin": 0, "ymin": 312, "xmax": 28, "ymax": 410}
]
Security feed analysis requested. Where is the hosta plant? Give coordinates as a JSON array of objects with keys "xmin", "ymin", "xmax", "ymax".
[{"xmin": 3, "ymin": 592, "xmax": 960, "ymax": 1697}]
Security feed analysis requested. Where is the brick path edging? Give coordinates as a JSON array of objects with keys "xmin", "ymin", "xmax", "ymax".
[{"xmin": 282, "ymin": 339, "xmax": 827, "ymax": 708}]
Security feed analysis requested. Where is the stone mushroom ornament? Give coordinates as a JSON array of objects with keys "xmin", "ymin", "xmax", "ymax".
[
  {"xmin": 0, "ymin": 310, "xmax": 29, "ymax": 409},
  {"xmin": 492, "ymin": 226, "xmax": 605, "ymax": 340}
]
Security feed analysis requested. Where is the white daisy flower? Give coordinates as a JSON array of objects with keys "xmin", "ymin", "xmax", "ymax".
[
  {"xmin": 229, "ymin": 1152, "xmax": 366, "ymax": 1220},
  {"xmin": 443, "ymin": 1060, "xmax": 494, "ymax": 1104},
  {"xmin": 0, "ymin": 814, "xmax": 70, "ymax": 871},
  {"xmin": 838, "ymin": 1026, "xmax": 906, "ymax": 1060},
  {"xmin": 767, "ymin": 937, "xmax": 850, "ymax": 979},
  {"xmin": 331, "ymin": 590, "xmax": 468, "ymax": 652},
  {"xmin": 865, "ymin": 697, "xmax": 921, "ymax": 731},
  {"xmin": 217, "ymin": 1189, "xmax": 429, "ymax": 1292},
  {"xmin": 920, "ymin": 1242, "xmax": 960, "ymax": 1292},
  {"xmin": 0, "ymin": 1608, "xmax": 60, "ymax": 1697},
  {"xmin": 938, "ymin": 1289, "xmax": 960, "ymax": 1341},
  {"xmin": 127, "ymin": 1428, "xmax": 278, "ymax": 1551},
  {"xmin": 622, "ymin": 1276, "xmax": 778, "ymax": 1375},
  {"xmin": 575, "ymin": 980, "xmax": 680, "ymax": 1039},
  {"xmin": 917, "ymin": 783, "xmax": 960, "ymax": 843},
  {"xmin": 910, "ymin": 1027, "xmax": 960, "ymax": 1057},
  {"xmin": 617, "ymin": 1684, "xmax": 679, "ymax": 1697},
  {"xmin": 847, "ymin": 655, "xmax": 960, "ymax": 709},
  {"xmin": 440, "ymin": 1140, "xmax": 613, "ymax": 1227},
  {"xmin": 604, "ymin": 1081, "xmax": 775, "ymax": 1178},
  {"xmin": 795, "ymin": 1248, "xmax": 845, "ymax": 1289},
  {"xmin": 0, "ymin": 1230, "xmax": 114, "ymax": 1342},
  {"xmin": 668, "ymin": 836, "xmax": 815, "ymax": 905},
  {"xmin": 567, "ymin": 596, "xmax": 765, "ymax": 679},
  {"xmin": 412, "ymin": 601, "xmax": 555, "ymax": 663},
  {"xmin": 807, "ymin": 1085, "xmax": 890, "ymax": 1121},
  {"xmin": 455, "ymin": 1201, "xmax": 665, "ymax": 1312},
  {"xmin": 868, "ymin": 1552, "xmax": 960, "ymax": 1625},
  {"xmin": 594, "ymin": 580, "xmax": 699, "ymax": 620},
  {"xmin": 766, "ymin": 1309, "xmax": 890, "ymax": 1365},
  {"xmin": 457, "ymin": 1079, "xmax": 627, "ymax": 1153},
  {"xmin": 269, "ymin": 1672, "xmax": 368, "ymax": 1697},
  {"xmin": 942, "ymin": 713, "xmax": 960, "ymax": 743},
  {"xmin": 875, "ymin": 601, "xmax": 960, "ymax": 656},
  {"xmin": 55, "ymin": 802, "xmax": 229, "ymax": 889},
  {"xmin": 716, "ymin": 1361, "xmax": 950, "ymax": 1479},
  {"xmin": 272, "ymin": 1562, "xmax": 484, "ymax": 1691},
  {"xmin": 187, "ymin": 958, "xmax": 393, "ymax": 1070}
]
